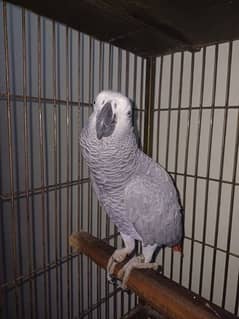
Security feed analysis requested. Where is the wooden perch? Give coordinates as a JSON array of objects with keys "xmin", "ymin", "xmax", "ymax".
[{"xmin": 69, "ymin": 232, "xmax": 237, "ymax": 319}]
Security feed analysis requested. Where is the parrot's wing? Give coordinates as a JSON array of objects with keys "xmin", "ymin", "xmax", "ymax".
[
  {"xmin": 124, "ymin": 174, "xmax": 183, "ymax": 246},
  {"xmin": 90, "ymin": 174, "xmax": 102, "ymax": 202}
]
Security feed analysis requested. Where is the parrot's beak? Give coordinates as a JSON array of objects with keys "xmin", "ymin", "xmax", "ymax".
[{"xmin": 96, "ymin": 102, "xmax": 116, "ymax": 140}]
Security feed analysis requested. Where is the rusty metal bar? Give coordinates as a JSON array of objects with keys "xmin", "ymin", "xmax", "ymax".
[{"xmin": 69, "ymin": 232, "xmax": 238, "ymax": 319}]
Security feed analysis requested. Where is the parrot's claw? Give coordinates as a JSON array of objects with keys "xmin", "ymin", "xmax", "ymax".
[
  {"xmin": 107, "ymin": 273, "xmax": 118, "ymax": 285},
  {"xmin": 117, "ymin": 255, "xmax": 158, "ymax": 289},
  {"xmin": 106, "ymin": 248, "xmax": 129, "ymax": 283}
]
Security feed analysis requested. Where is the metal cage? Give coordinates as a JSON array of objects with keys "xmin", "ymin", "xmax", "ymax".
[{"xmin": 0, "ymin": 1, "xmax": 239, "ymax": 318}]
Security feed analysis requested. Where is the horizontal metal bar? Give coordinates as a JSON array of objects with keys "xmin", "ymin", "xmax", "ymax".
[
  {"xmin": 79, "ymin": 287, "xmax": 122, "ymax": 319},
  {"xmin": 0, "ymin": 178, "xmax": 90, "ymax": 201},
  {"xmin": 1, "ymin": 232, "xmax": 117, "ymax": 291},
  {"xmin": 0, "ymin": 92, "xmax": 90, "ymax": 108},
  {"xmin": 153, "ymin": 105, "xmax": 239, "ymax": 112},
  {"xmin": 184, "ymin": 236, "xmax": 239, "ymax": 259},
  {"xmin": 168, "ymin": 171, "xmax": 239, "ymax": 187},
  {"xmin": 0, "ymin": 93, "xmax": 145, "ymax": 112},
  {"xmin": 1, "ymin": 252, "xmax": 79, "ymax": 291}
]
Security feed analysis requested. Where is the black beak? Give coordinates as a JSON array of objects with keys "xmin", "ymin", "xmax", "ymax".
[{"xmin": 96, "ymin": 102, "xmax": 116, "ymax": 140}]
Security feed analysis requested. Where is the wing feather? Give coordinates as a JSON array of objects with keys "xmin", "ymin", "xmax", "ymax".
[{"xmin": 124, "ymin": 164, "xmax": 183, "ymax": 246}]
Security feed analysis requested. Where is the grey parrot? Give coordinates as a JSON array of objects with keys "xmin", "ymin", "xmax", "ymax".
[{"xmin": 80, "ymin": 90, "xmax": 183, "ymax": 287}]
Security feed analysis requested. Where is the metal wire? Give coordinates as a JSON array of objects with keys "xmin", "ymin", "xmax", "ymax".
[
  {"xmin": 52, "ymin": 19, "xmax": 60, "ymax": 319},
  {"xmin": 198, "ymin": 44, "xmax": 219, "ymax": 297},
  {"xmin": 2, "ymin": 1, "xmax": 19, "ymax": 317},
  {"xmin": 210, "ymin": 41, "xmax": 233, "ymax": 303},
  {"xmin": 188, "ymin": 47, "xmax": 206, "ymax": 291}
]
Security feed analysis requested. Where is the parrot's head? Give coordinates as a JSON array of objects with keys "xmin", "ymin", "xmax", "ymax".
[{"xmin": 93, "ymin": 90, "xmax": 132, "ymax": 140}]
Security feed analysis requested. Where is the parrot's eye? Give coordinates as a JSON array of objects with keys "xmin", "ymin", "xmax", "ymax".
[
  {"xmin": 127, "ymin": 111, "xmax": 132, "ymax": 116},
  {"xmin": 93, "ymin": 100, "xmax": 95, "ymax": 105}
]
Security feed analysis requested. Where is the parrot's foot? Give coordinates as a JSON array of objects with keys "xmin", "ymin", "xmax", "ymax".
[
  {"xmin": 117, "ymin": 255, "xmax": 158, "ymax": 289},
  {"xmin": 107, "ymin": 248, "xmax": 130, "ymax": 282}
]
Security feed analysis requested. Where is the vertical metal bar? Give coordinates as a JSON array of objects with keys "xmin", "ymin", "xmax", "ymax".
[
  {"xmin": 155, "ymin": 56, "xmax": 166, "ymax": 274},
  {"xmin": 188, "ymin": 47, "xmax": 206, "ymax": 291},
  {"xmin": 22, "ymin": 7, "xmax": 34, "ymax": 319},
  {"xmin": 109, "ymin": 44, "xmax": 113, "ymax": 90},
  {"xmin": 199, "ymin": 45, "xmax": 219, "ymax": 296},
  {"xmin": 156, "ymin": 57, "xmax": 163, "ymax": 163},
  {"xmin": 139, "ymin": 58, "xmax": 145, "ymax": 144},
  {"xmin": 210, "ymin": 41, "xmax": 233, "ymax": 303},
  {"xmin": 52, "ymin": 20, "xmax": 60, "ymax": 319},
  {"xmin": 234, "ymin": 272, "xmax": 239, "ymax": 316},
  {"xmin": 87, "ymin": 36, "xmax": 93, "ymax": 319},
  {"xmin": 133, "ymin": 54, "xmax": 138, "ymax": 309},
  {"xmin": 69, "ymin": 29, "xmax": 74, "ymax": 319},
  {"xmin": 79, "ymin": 32, "xmax": 85, "ymax": 317},
  {"xmin": 181, "ymin": 52, "xmax": 195, "ymax": 287},
  {"xmin": 77, "ymin": 31, "xmax": 82, "ymax": 318},
  {"xmin": 165, "ymin": 54, "xmax": 174, "ymax": 170},
  {"xmin": 221, "ymin": 46, "xmax": 239, "ymax": 309},
  {"xmin": 143, "ymin": 57, "xmax": 156, "ymax": 157},
  {"xmin": 96, "ymin": 40, "xmax": 104, "ymax": 319},
  {"xmin": 111, "ymin": 45, "xmax": 118, "ymax": 319},
  {"xmin": 105, "ymin": 42, "xmax": 110, "ymax": 319},
  {"xmin": 133, "ymin": 55, "xmax": 137, "ymax": 103},
  {"xmin": 2, "ymin": 1, "xmax": 19, "ymax": 317},
  {"xmin": 65, "ymin": 26, "xmax": 71, "ymax": 319},
  {"xmin": 116, "ymin": 47, "xmax": 125, "ymax": 318},
  {"xmin": 37, "ymin": 14, "xmax": 48, "ymax": 319},
  {"xmin": 164, "ymin": 54, "xmax": 174, "ymax": 280},
  {"xmin": 42, "ymin": 17, "xmax": 52, "ymax": 319},
  {"xmin": 56, "ymin": 22, "xmax": 63, "ymax": 319},
  {"xmin": 117, "ymin": 48, "xmax": 122, "ymax": 92},
  {"xmin": 125, "ymin": 51, "xmax": 129, "ymax": 96},
  {"xmin": 125, "ymin": 50, "xmax": 132, "ymax": 314},
  {"xmin": 174, "ymin": 52, "xmax": 184, "ymax": 284}
]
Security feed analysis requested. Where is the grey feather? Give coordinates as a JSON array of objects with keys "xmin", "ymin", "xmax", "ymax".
[{"xmin": 80, "ymin": 91, "xmax": 183, "ymax": 247}]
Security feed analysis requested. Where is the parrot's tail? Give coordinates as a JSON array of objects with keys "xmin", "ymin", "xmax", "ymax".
[{"xmin": 172, "ymin": 244, "xmax": 183, "ymax": 253}]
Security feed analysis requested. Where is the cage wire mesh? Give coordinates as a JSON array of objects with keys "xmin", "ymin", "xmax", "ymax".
[{"xmin": 0, "ymin": 1, "xmax": 239, "ymax": 319}]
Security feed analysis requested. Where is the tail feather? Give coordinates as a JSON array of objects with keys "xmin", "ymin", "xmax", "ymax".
[{"xmin": 172, "ymin": 244, "xmax": 183, "ymax": 253}]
